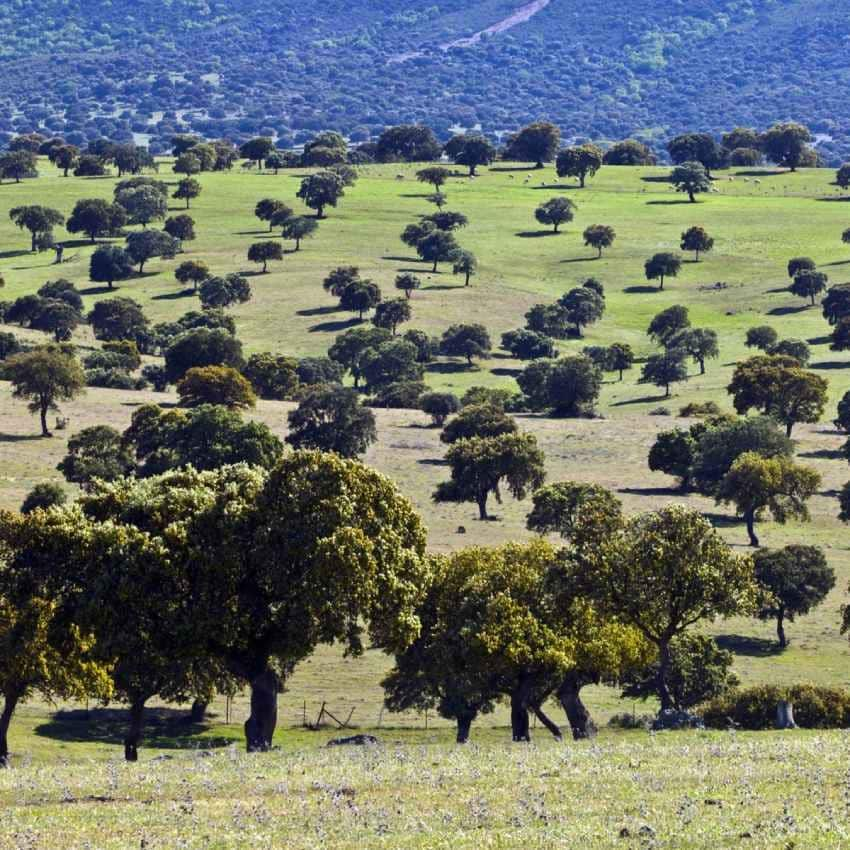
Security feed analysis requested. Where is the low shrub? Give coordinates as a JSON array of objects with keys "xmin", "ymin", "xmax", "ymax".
[
  {"xmin": 679, "ymin": 401, "xmax": 722, "ymax": 417},
  {"xmin": 700, "ymin": 684, "xmax": 850, "ymax": 730}
]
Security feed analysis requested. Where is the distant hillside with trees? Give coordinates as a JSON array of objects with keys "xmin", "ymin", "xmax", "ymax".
[{"xmin": 1, "ymin": 0, "xmax": 849, "ymax": 162}]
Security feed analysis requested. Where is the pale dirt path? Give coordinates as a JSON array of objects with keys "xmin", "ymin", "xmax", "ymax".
[{"xmin": 388, "ymin": 0, "xmax": 552, "ymax": 64}]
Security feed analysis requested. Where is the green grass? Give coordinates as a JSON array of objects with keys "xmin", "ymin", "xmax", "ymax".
[
  {"xmin": 4, "ymin": 728, "xmax": 850, "ymax": 849},
  {"xmin": 3, "ymin": 162, "xmax": 850, "ymax": 834}
]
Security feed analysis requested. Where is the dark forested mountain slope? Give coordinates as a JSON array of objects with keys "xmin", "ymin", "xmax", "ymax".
[{"xmin": 2, "ymin": 0, "xmax": 848, "ymax": 160}]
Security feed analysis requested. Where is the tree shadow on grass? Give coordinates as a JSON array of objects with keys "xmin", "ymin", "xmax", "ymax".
[
  {"xmin": 810, "ymin": 360, "xmax": 850, "ymax": 370},
  {"xmin": 807, "ymin": 335, "xmax": 831, "ymax": 346},
  {"xmin": 640, "ymin": 175, "xmax": 672, "ymax": 183},
  {"xmin": 618, "ymin": 486, "xmax": 683, "ymax": 497},
  {"xmin": 398, "ymin": 193, "xmax": 434, "ymax": 199},
  {"xmin": 768, "ymin": 305, "xmax": 808, "ymax": 316},
  {"xmin": 152, "ymin": 289, "xmax": 195, "ymax": 301},
  {"xmin": 381, "ymin": 255, "xmax": 420, "ymax": 263},
  {"xmin": 815, "ymin": 196, "xmax": 850, "ymax": 203},
  {"xmin": 79, "ymin": 285, "xmax": 118, "ymax": 296},
  {"xmin": 417, "ymin": 457, "xmax": 448, "ymax": 466},
  {"xmin": 34, "ymin": 707, "xmax": 234, "ymax": 751},
  {"xmin": 491, "ymin": 367, "xmax": 523, "ymax": 378},
  {"xmin": 798, "ymin": 448, "xmax": 844, "ymax": 460},
  {"xmin": 646, "ymin": 199, "xmax": 697, "ymax": 206},
  {"xmin": 515, "ymin": 230, "xmax": 560, "ymax": 238},
  {"xmin": 297, "ymin": 305, "xmax": 339, "ymax": 317},
  {"xmin": 426, "ymin": 361, "xmax": 475, "ymax": 374},
  {"xmin": 714, "ymin": 635, "xmax": 783, "ymax": 657},
  {"xmin": 701, "ymin": 511, "xmax": 740, "ymax": 530},
  {"xmin": 0, "ymin": 249, "xmax": 29, "ymax": 259},
  {"xmin": 733, "ymin": 169, "xmax": 786, "ymax": 177},
  {"xmin": 235, "ymin": 229, "xmax": 275, "ymax": 236},
  {"xmin": 611, "ymin": 393, "xmax": 670, "ymax": 406},
  {"xmin": 623, "ymin": 285, "xmax": 661, "ymax": 294},
  {"xmin": 309, "ymin": 317, "xmax": 360, "ymax": 333},
  {"xmin": 0, "ymin": 433, "xmax": 46, "ymax": 442},
  {"xmin": 490, "ymin": 165, "xmax": 540, "ymax": 173},
  {"xmin": 765, "ymin": 287, "xmax": 790, "ymax": 294},
  {"xmin": 422, "ymin": 283, "xmax": 463, "ymax": 291},
  {"xmin": 822, "ymin": 259, "xmax": 850, "ymax": 267},
  {"xmin": 561, "ymin": 256, "xmax": 597, "ymax": 263}
]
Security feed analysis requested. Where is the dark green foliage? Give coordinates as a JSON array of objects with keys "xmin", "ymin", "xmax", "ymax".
[
  {"xmin": 123, "ymin": 403, "xmax": 283, "ymax": 476},
  {"xmin": 648, "ymin": 427, "xmax": 697, "ymax": 491},
  {"xmin": 603, "ymin": 140, "xmax": 656, "ymax": 165},
  {"xmin": 242, "ymin": 353, "xmax": 300, "ymax": 400},
  {"xmin": 517, "ymin": 355, "xmax": 602, "ymax": 416},
  {"xmin": 689, "ymin": 415, "xmax": 793, "ymax": 496},
  {"xmin": 787, "ymin": 256, "xmax": 816, "ymax": 279},
  {"xmin": 622, "ymin": 634, "xmax": 738, "ymax": 710},
  {"xmin": 767, "ymin": 338, "xmax": 810, "ymax": 365},
  {"xmin": 20, "ymin": 482, "xmax": 67, "ymax": 514},
  {"xmin": 198, "ymin": 274, "xmax": 252, "ymax": 309},
  {"xmin": 701, "ymin": 684, "xmax": 850, "ymax": 730},
  {"xmin": 504, "ymin": 122, "xmax": 561, "ymax": 167},
  {"xmin": 746, "ymin": 326, "xmax": 778, "ymax": 350},
  {"xmin": 286, "ymin": 385, "xmax": 377, "ymax": 457},
  {"xmin": 648, "ymin": 305, "xmax": 690, "ymax": 346},
  {"xmin": 789, "ymin": 269, "xmax": 828, "ymax": 305},
  {"xmin": 680, "ymin": 226, "xmax": 714, "ymax": 261},
  {"xmin": 555, "ymin": 144, "xmax": 603, "ymax": 187},
  {"xmin": 670, "ymin": 161, "xmax": 712, "ymax": 201},
  {"xmin": 501, "ymin": 329, "xmax": 557, "ymax": 361},
  {"xmin": 90, "ymin": 244, "xmax": 135, "ymax": 289},
  {"xmin": 296, "ymin": 171, "xmax": 345, "ymax": 218},
  {"xmin": 295, "ymin": 357, "xmax": 344, "ymax": 387},
  {"xmin": 421, "ymin": 392, "xmax": 460, "ymax": 426},
  {"xmin": 440, "ymin": 403, "xmax": 517, "ymax": 445},
  {"xmin": 639, "ymin": 352, "xmax": 688, "ymax": 397},
  {"xmin": 57, "ymin": 425, "xmax": 135, "ymax": 489},
  {"xmin": 164, "ymin": 327, "xmax": 244, "ymax": 382},
  {"xmin": 534, "ymin": 197, "xmax": 575, "ymax": 233},
  {"xmin": 444, "ymin": 133, "xmax": 496, "ymax": 176},
  {"xmin": 67, "ymin": 199, "xmax": 127, "ymax": 243},
  {"xmin": 440, "ymin": 323, "xmax": 491, "ymax": 365},
  {"xmin": 667, "ymin": 133, "xmax": 726, "ymax": 174},
  {"xmin": 644, "ymin": 253, "xmax": 683, "ymax": 290},
  {"xmin": 371, "ymin": 380, "xmax": 427, "ymax": 409},
  {"xmin": 87, "ymin": 297, "xmax": 149, "ymax": 343},
  {"xmin": 753, "ymin": 545, "xmax": 835, "ymax": 647},
  {"xmin": 359, "ymin": 339, "xmax": 424, "ymax": 390},
  {"xmin": 433, "ymin": 432, "xmax": 546, "ymax": 521},
  {"xmin": 125, "ymin": 229, "xmax": 178, "ymax": 273}
]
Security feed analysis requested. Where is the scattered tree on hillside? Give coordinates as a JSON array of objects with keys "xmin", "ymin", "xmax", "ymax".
[
  {"xmin": 583, "ymin": 224, "xmax": 616, "ymax": 257},
  {"xmin": 753, "ymin": 545, "xmax": 834, "ymax": 648},
  {"xmin": 680, "ymin": 226, "xmax": 714, "ymax": 261},
  {"xmin": 556, "ymin": 144, "xmax": 603, "ymax": 187},
  {"xmin": 286, "ymin": 385, "xmax": 377, "ymax": 457},
  {"xmin": 534, "ymin": 197, "xmax": 575, "ymax": 233},
  {"xmin": 644, "ymin": 253, "xmax": 682, "ymax": 290}
]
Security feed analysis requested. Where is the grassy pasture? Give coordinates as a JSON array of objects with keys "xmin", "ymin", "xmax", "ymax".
[
  {"xmin": 3, "ymin": 161, "xmax": 850, "ymax": 836},
  {"xmin": 3, "ymin": 158, "xmax": 850, "ymax": 411}
]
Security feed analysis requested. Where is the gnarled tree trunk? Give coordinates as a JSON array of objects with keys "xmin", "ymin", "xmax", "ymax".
[
  {"xmin": 244, "ymin": 668, "xmax": 280, "ymax": 753},
  {"xmin": 0, "ymin": 689, "xmax": 22, "ymax": 768},
  {"xmin": 531, "ymin": 702, "xmax": 563, "ymax": 741},
  {"xmin": 510, "ymin": 677, "xmax": 532, "ymax": 742},
  {"xmin": 190, "ymin": 699, "xmax": 208, "ymax": 724},
  {"xmin": 124, "ymin": 697, "xmax": 146, "ymax": 762},
  {"xmin": 456, "ymin": 712, "xmax": 475, "ymax": 744},
  {"xmin": 557, "ymin": 674, "xmax": 597, "ymax": 740}
]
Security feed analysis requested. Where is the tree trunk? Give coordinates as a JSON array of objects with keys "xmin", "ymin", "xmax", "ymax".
[
  {"xmin": 598, "ymin": 246, "xmax": 603, "ymax": 258},
  {"xmin": 699, "ymin": 358, "xmax": 706, "ymax": 375},
  {"xmin": 465, "ymin": 271, "xmax": 470, "ymax": 286},
  {"xmin": 262, "ymin": 261, "xmax": 268, "ymax": 273},
  {"xmin": 432, "ymin": 259, "xmax": 438, "ymax": 272},
  {"xmin": 777, "ymin": 609, "xmax": 787, "ymax": 649},
  {"xmin": 477, "ymin": 493, "xmax": 489, "ymax": 521},
  {"xmin": 244, "ymin": 668, "xmax": 279, "ymax": 753},
  {"xmin": 580, "ymin": 173, "xmax": 586, "ymax": 188},
  {"xmin": 659, "ymin": 274, "xmax": 665, "ymax": 290},
  {"xmin": 39, "ymin": 401, "xmax": 51, "ymax": 437},
  {"xmin": 186, "ymin": 198, "xmax": 191, "ymax": 209},
  {"xmin": 295, "ymin": 238, "xmax": 301, "ymax": 251},
  {"xmin": 124, "ymin": 698, "xmax": 146, "ymax": 762},
  {"xmin": 456, "ymin": 712, "xmax": 475, "ymax": 744},
  {"xmin": 745, "ymin": 510, "xmax": 759, "ymax": 547},
  {"xmin": 657, "ymin": 641, "xmax": 674, "ymax": 712},
  {"xmin": 511, "ymin": 677, "xmax": 533, "ymax": 742},
  {"xmin": 0, "ymin": 689, "xmax": 21, "ymax": 768},
  {"xmin": 190, "ymin": 700, "xmax": 208, "ymax": 724},
  {"xmin": 557, "ymin": 675, "xmax": 597, "ymax": 740},
  {"xmin": 531, "ymin": 703, "xmax": 563, "ymax": 741},
  {"xmin": 785, "ymin": 420, "xmax": 794, "ymax": 438},
  {"xmin": 688, "ymin": 190, "xmax": 696, "ymax": 202}
]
